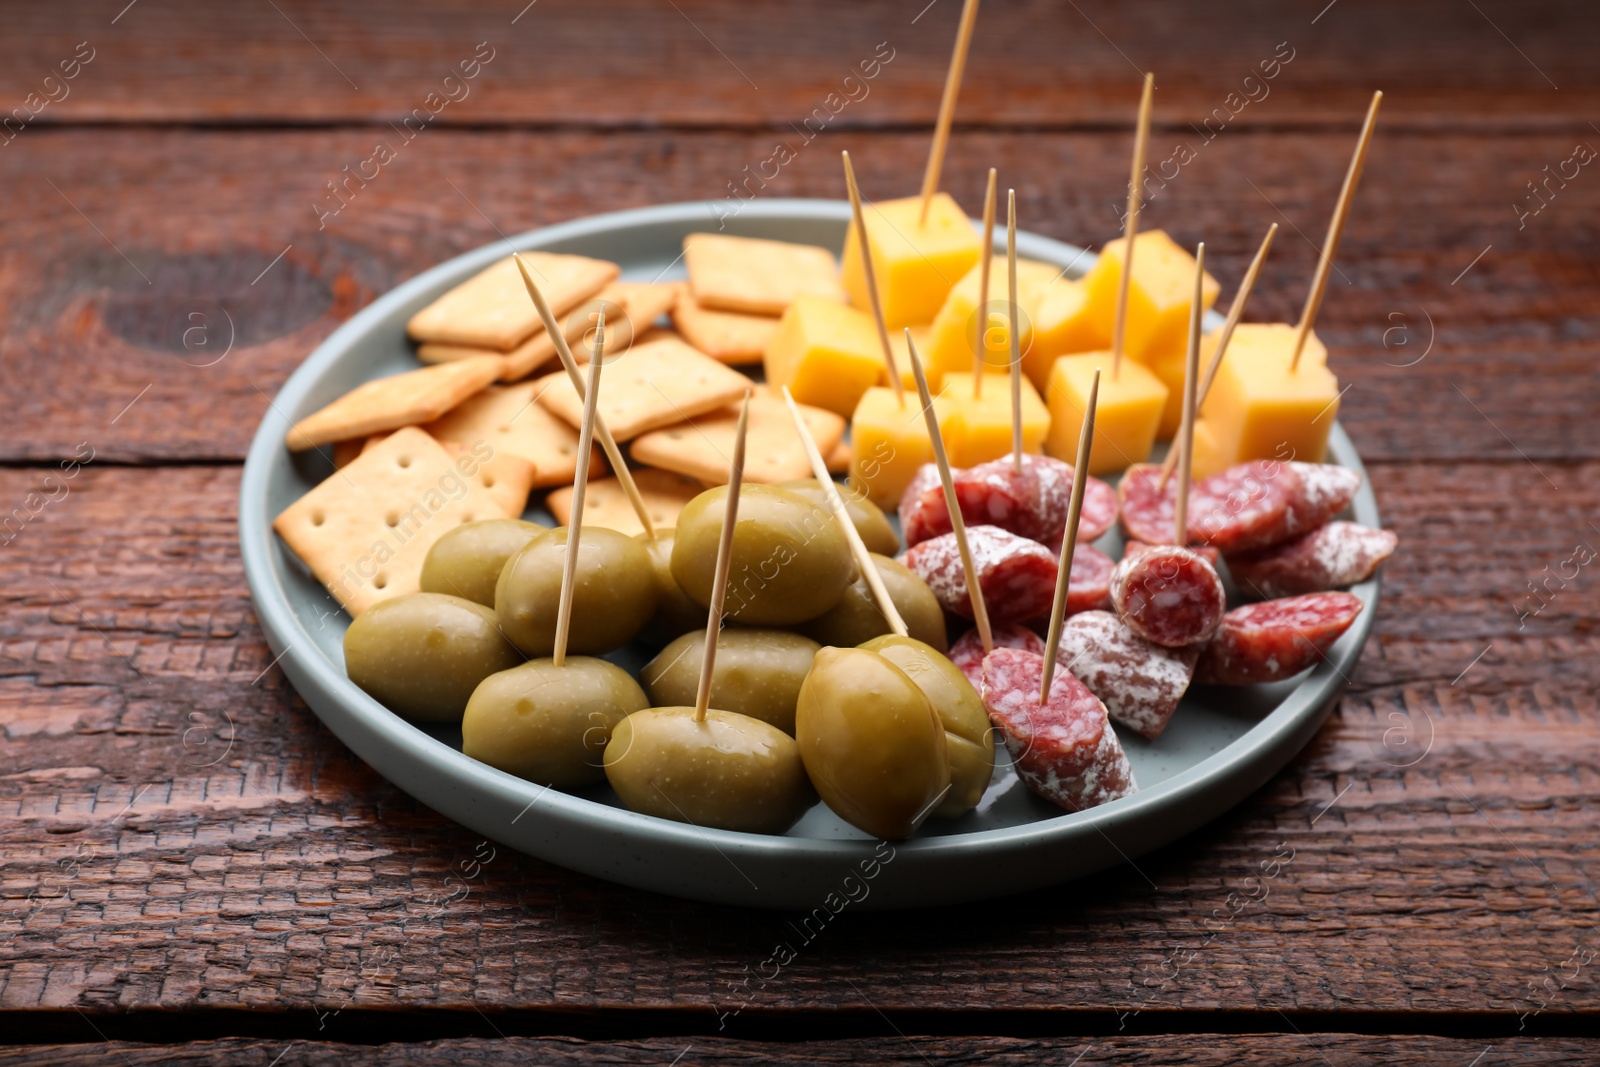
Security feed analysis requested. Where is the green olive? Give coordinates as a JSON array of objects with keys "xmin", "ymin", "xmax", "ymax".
[
  {"xmin": 672, "ymin": 484, "xmax": 852, "ymax": 626},
  {"xmin": 421, "ymin": 518, "xmax": 547, "ymax": 607},
  {"xmin": 604, "ymin": 707, "xmax": 814, "ymax": 833},
  {"xmin": 495, "ymin": 526, "xmax": 658, "ymax": 656},
  {"xmin": 798, "ymin": 553, "xmax": 948, "ymax": 652},
  {"xmin": 859, "ymin": 635, "xmax": 994, "ymax": 818},
  {"xmin": 795, "ymin": 646, "xmax": 950, "ymax": 839},
  {"xmin": 343, "ymin": 592, "xmax": 522, "ymax": 723},
  {"xmin": 776, "ymin": 478, "xmax": 900, "ymax": 556},
  {"xmin": 637, "ymin": 531, "xmax": 709, "ymax": 644},
  {"xmin": 462, "ymin": 656, "xmax": 648, "ymax": 788},
  {"xmin": 642, "ymin": 629, "xmax": 820, "ymax": 735}
]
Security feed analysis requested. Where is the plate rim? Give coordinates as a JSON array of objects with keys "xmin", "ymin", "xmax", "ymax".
[{"xmin": 239, "ymin": 198, "xmax": 1380, "ymax": 906}]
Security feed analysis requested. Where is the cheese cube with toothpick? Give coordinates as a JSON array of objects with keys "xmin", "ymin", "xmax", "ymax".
[
  {"xmin": 924, "ymin": 258, "xmax": 1060, "ymax": 388},
  {"xmin": 939, "ymin": 371, "xmax": 1050, "ymax": 468},
  {"xmin": 848, "ymin": 386, "xmax": 955, "ymax": 508},
  {"xmin": 763, "ymin": 294, "xmax": 885, "ymax": 418},
  {"xmin": 1198, "ymin": 345, "xmax": 1342, "ymax": 465},
  {"xmin": 1044, "ymin": 353, "xmax": 1167, "ymax": 475},
  {"xmin": 1082, "ymin": 230, "xmax": 1220, "ymax": 364},
  {"xmin": 840, "ymin": 193, "xmax": 982, "ymax": 329},
  {"xmin": 1187, "ymin": 418, "xmax": 1232, "ymax": 481},
  {"xmin": 1026, "ymin": 276, "xmax": 1107, "ymax": 388}
]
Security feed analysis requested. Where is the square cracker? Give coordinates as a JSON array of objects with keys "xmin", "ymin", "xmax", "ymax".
[
  {"xmin": 533, "ymin": 336, "xmax": 752, "ymax": 442},
  {"xmin": 671, "ymin": 286, "xmax": 777, "ymax": 364},
  {"xmin": 826, "ymin": 437, "xmax": 851, "ymax": 474},
  {"xmin": 287, "ymin": 356, "xmax": 504, "ymax": 450},
  {"xmin": 419, "ymin": 281, "xmax": 682, "ymax": 381},
  {"xmin": 423, "ymin": 381, "xmax": 604, "ymax": 490},
  {"xmin": 684, "ymin": 233, "xmax": 846, "ymax": 315},
  {"xmin": 273, "ymin": 427, "xmax": 509, "ymax": 616},
  {"xmin": 406, "ymin": 253, "xmax": 619, "ymax": 351},
  {"xmin": 630, "ymin": 385, "xmax": 846, "ymax": 485},
  {"xmin": 358, "ymin": 432, "xmax": 538, "ymax": 517},
  {"xmin": 546, "ymin": 468, "xmax": 703, "ymax": 539}
]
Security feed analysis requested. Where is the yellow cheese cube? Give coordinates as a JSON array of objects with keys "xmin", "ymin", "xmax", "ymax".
[
  {"xmin": 849, "ymin": 386, "xmax": 954, "ymax": 508},
  {"xmin": 763, "ymin": 295, "xmax": 885, "ymax": 418},
  {"xmin": 938, "ymin": 372, "xmax": 1051, "ymax": 468},
  {"xmin": 1025, "ymin": 275, "xmax": 1108, "ymax": 389},
  {"xmin": 1082, "ymin": 230, "xmax": 1220, "ymax": 363},
  {"xmin": 1150, "ymin": 322, "xmax": 1332, "ymax": 442},
  {"xmin": 1043, "ymin": 353, "xmax": 1167, "ymax": 476},
  {"xmin": 1187, "ymin": 417, "xmax": 1232, "ymax": 481},
  {"xmin": 1201, "ymin": 341, "xmax": 1341, "ymax": 466},
  {"xmin": 882, "ymin": 324, "xmax": 932, "ymax": 394},
  {"xmin": 1146, "ymin": 338, "xmax": 1190, "ymax": 442},
  {"xmin": 841, "ymin": 193, "xmax": 982, "ymax": 330},
  {"xmin": 925, "ymin": 258, "xmax": 1060, "ymax": 388}
]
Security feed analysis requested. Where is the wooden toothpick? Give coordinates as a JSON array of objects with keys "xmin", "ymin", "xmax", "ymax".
[
  {"xmin": 514, "ymin": 253, "xmax": 656, "ymax": 539},
  {"xmin": 693, "ymin": 390, "xmax": 751, "ymax": 723},
  {"xmin": 1111, "ymin": 71, "xmax": 1155, "ymax": 380},
  {"xmin": 907, "ymin": 328, "xmax": 993, "ymax": 653},
  {"xmin": 974, "ymin": 167, "xmax": 998, "ymax": 398},
  {"xmin": 843, "ymin": 151, "xmax": 904, "ymax": 406},
  {"xmin": 1006, "ymin": 187, "xmax": 1023, "ymax": 475},
  {"xmin": 552, "ymin": 311, "xmax": 606, "ymax": 668},
  {"xmin": 1038, "ymin": 368, "xmax": 1099, "ymax": 703},
  {"xmin": 1159, "ymin": 222, "xmax": 1277, "ymax": 487},
  {"xmin": 1172, "ymin": 244, "xmax": 1205, "ymax": 546},
  {"xmin": 919, "ymin": 0, "xmax": 981, "ymax": 226},
  {"xmin": 1292, "ymin": 89, "xmax": 1382, "ymax": 372},
  {"xmin": 781, "ymin": 386, "xmax": 908, "ymax": 637}
]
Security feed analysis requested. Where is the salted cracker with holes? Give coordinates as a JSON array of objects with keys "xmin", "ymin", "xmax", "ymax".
[
  {"xmin": 546, "ymin": 468, "xmax": 703, "ymax": 539},
  {"xmin": 670, "ymin": 285, "xmax": 779, "ymax": 364},
  {"xmin": 630, "ymin": 386, "xmax": 845, "ymax": 484},
  {"xmin": 423, "ymin": 381, "xmax": 603, "ymax": 489},
  {"xmin": 357, "ymin": 431, "xmax": 539, "ymax": 518},
  {"xmin": 532, "ymin": 335, "xmax": 752, "ymax": 441},
  {"xmin": 286, "ymin": 356, "xmax": 505, "ymax": 450},
  {"xmin": 273, "ymin": 427, "xmax": 509, "ymax": 616},
  {"xmin": 406, "ymin": 253, "xmax": 619, "ymax": 351},
  {"xmin": 683, "ymin": 233, "xmax": 846, "ymax": 315}
]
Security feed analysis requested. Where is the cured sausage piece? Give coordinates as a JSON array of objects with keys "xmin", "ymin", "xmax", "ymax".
[
  {"xmin": 1123, "ymin": 538, "xmax": 1220, "ymax": 569},
  {"xmin": 1194, "ymin": 592, "xmax": 1363, "ymax": 685},
  {"xmin": 1109, "ymin": 544, "xmax": 1226, "ymax": 648},
  {"xmin": 1186, "ymin": 460, "xmax": 1302, "ymax": 553},
  {"xmin": 901, "ymin": 525, "xmax": 1058, "ymax": 623},
  {"xmin": 1226, "ymin": 521, "xmax": 1398, "ymax": 599},
  {"xmin": 980, "ymin": 647, "xmax": 1137, "ymax": 812},
  {"xmin": 949, "ymin": 622, "xmax": 1044, "ymax": 691},
  {"xmin": 1056, "ymin": 610, "xmax": 1199, "ymax": 741},
  {"xmin": 1116, "ymin": 463, "xmax": 1180, "ymax": 546},
  {"xmin": 1022, "ymin": 543, "xmax": 1117, "ymax": 632},
  {"xmin": 1283, "ymin": 462, "xmax": 1362, "ymax": 539},
  {"xmin": 901, "ymin": 455, "xmax": 1118, "ymax": 549}
]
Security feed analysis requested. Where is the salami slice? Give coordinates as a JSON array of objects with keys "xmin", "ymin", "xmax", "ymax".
[
  {"xmin": 1124, "ymin": 538, "xmax": 1220, "ymax": 569},
  {"xmin": 1283, "ymin": 462, "xmax": 1362, "ymax": 539},
  {"xmin": 1194, "ymin": 592, "xmax": 1363, "ymax": 685},
  {"xmin": 1187, "ymin": 460, "xmax": 1302, "ymax": 553},
  {"xmin": 949, "ymin": 623, "xmax": 1044, "ymax": 691},
  {"xmin": 901, "ymin": 525, "xmax": 1058, "ymax": 623},
  {"xmin": 1109, "ymin": 544, "xmax": 1225, "ymax": 648},
  {"xmin": 1117, "ymin": 463, "xmax": 1180, "ymax": 546},
  {"xmin": 980, "ymin": 647, "xmax": 1137, "ymax": 812},
  {"xmin": 900, "ymin": 454, "xmax": 1118, "ymax": 549},
  {"xmin": 1022, "ymin": 543, "xmax": 1116, "ymax": 631},
  {"xmin": 1056, "ymin": 610, "xmax": 1199, "ymax": 741},
  {"xmin": 1226, "ymin": 521, "xmax": 1397, "ymax": 599}
]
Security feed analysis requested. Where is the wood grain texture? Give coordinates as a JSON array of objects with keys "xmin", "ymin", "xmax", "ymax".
[
  {"xmin": 2, "ymin": 0, "xmax": 1595, "ymax": 129},
  {"xmin": 2, "ymin": 125, "xmax": 1598, "ymax": 464},
  {"xmin": 3, "ymin": 1034, "xmax": 1600, "ymax": 1066},
  {"xmin": 1, "ymin": 463, "xmax": 1596, "ymax": 1019}
]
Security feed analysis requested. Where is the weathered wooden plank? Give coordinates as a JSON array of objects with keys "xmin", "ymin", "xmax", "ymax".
[
  {"xmin": 1, "ymin": 462, "xmax": 1596, "ymax": 1017},
  {"xmin": 1, "ymin": 125, "xmax": 1597, "ymax": 464},
  {"xmin": 2, "ymin": 0, "xmax": 1594, "ymax": 130},
  {"xmin": 1, "ymin": 1033, "xmax": 1598, "ymax": 1066}
]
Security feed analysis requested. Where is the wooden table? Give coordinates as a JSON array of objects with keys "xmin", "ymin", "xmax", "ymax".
[{"xmin": 3, "ymin": 1, "xmax": 1597, "ymax": 1062}]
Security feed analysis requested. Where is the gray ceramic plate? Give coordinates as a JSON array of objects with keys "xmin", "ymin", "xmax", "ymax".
[{"xmin": 239, "ymin": 199, "xmax": 1380, "ymax": 910}]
